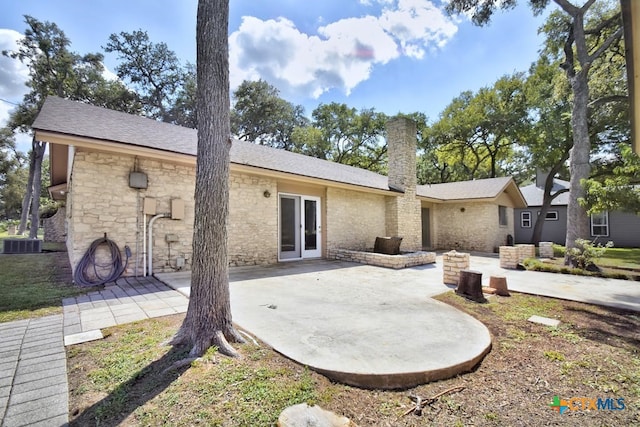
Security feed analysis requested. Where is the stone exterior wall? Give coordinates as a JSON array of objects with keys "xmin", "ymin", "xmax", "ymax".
[
  {"xmin": 385, "ymin": 117, "xmax": 421, "ymax": 251},
  {"xmin": 67, "ymin": 150, "xmax": 278, "ymax": 276},
  {"xmin": 67, "ymin": 151, "xmax": 195, "ymax": 276},
  {"xmin": 43, "ymin": 206, "xmax": 66, "ymax": 243},
  {"xmin": 328, "ymin": 248, "xmax": 436, "ymax": 269},
  {"xmin": 433, "ymin": 203, "xmax": 514, "ymax": 252},
  {"xmin": 325, "ymin": 187, "xmax": 386, "ymax": 251},
  {"xmin": 228, "ymin": 173, "xmax": 278, "ymax": 266}
]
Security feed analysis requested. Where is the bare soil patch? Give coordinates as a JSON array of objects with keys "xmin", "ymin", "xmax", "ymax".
[{"xmin": 67, "ymin": 292, "xmax": 640, "ymax": 426}]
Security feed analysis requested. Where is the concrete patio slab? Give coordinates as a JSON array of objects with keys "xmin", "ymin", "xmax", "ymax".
[
  {"xmin": 158, "ymin": 254, "xmax": 640, "ymax": 388},
  {"xmin": 158, "ymin": 260, "xmax": 492, "ymax": 389}
]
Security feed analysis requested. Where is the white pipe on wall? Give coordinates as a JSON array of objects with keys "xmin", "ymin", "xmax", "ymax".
[
  {"xmin": 142, "ymin": 213, "xmax": 147, "ymax": 276},
  {"xmin": 148, "ymin": 213, "xmax": 169, "ymax": 276}
]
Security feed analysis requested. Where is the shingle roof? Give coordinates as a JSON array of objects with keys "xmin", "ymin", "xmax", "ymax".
[
  {"xmin": 519, "ymin": 180, "xmax": 570, "ymax": 207},
  {"xmin": 33, "ymin": 96, "xmax": 526, "ymax": 207},
  {"xmin": 32, "ymin": 96, "xmax": 390, "ymax": 191},
  {"xmin": 417, "ymin": 177, "xmax": 515, "ymax": 201}
]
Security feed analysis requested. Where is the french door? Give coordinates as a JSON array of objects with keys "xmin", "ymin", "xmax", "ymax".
[{"xmin": 279, "ymin": 194, "xmax": 321, "ymax": 260}]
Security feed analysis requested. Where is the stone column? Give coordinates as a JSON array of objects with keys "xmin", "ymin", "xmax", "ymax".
[
  {"xmin": 385, "ymin": 117, "xmax": 421, "ymax": 252},
  {"xmin": 539, "ymin": 242, "xmax": 554, "ymax": 258},
  {"xmin": 443, "ymin": 250, "xmax": 470, "ymax": 285},
  {"xmin": 499, "ymin": 246, "xmax": 519, "ymax": 269}
]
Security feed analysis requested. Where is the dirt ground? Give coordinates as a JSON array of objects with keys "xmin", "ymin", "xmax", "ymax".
[{"xmin": 67, "ymin": 292, "xmax": 640, "ymax": 426}]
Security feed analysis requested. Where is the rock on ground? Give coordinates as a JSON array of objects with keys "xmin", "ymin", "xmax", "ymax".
[{"xmin": 277, "ymin": 403, "xmax": 357, "ymax": 427}]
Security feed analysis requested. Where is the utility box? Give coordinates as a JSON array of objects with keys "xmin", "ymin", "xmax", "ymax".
[
  {"xmin": 129, "ymin": 171, "xmax": 148, "ymax": 189},
  {"xmin": 171, "ymin": 199, "xmax": 184, "ymax": 220},
  {"xmin": 143, "ymin": 198, "xmax": 156, "ymax": 215},
  {"xmin": 3, "ymin": 239, "xmax": 42, "ymax": 254}
]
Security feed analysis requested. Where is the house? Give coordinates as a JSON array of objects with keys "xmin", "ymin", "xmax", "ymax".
[
  {"xmin": 514, "ymin": 171, "xmax": 640, "ymax": 247},
  {"xmin": 33, "ymin": 96, "xmax": 526, "ymax": 276}
]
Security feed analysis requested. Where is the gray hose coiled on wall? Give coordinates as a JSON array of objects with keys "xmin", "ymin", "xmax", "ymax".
[{"xmin": 74, "ymin": 234, "xmax": 131, "ymax": 287}]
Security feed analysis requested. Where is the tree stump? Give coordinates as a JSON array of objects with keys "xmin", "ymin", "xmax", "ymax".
[
  {"xmin": 489, "ymin": 275, "xmax": 510, "ymax": 296},
  {"xmin": 456, "ymin": 269, "xmax": 486, "ymax": 303},
  {"xmin": 373, "ymin": 236, "xmax": 402, "ymax": 255}
]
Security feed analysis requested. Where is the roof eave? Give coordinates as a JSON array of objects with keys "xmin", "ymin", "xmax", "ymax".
[{"xmin": 36, "ymin": 130, "xmax": 399, "ymax": 197}]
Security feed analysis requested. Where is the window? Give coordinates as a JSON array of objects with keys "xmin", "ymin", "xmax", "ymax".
[
  {"xmin": 536, "ymin": 210, "xmax": 559, "ymax": 221},
  {"xmin": 591, "ymin": 211, "xmax": 609, "ymax": 236},
  {"xmin": 521, "ymin": 211, "xmax": 532, "ymax": 228},
  {"xmin": 499, "ymin": 206, "xmax": 508, "ymax": 226}
]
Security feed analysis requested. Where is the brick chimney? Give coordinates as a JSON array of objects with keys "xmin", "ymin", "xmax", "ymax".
[{"xmin": 385, "ymin": 117, "xmax": 421, "ymax": 251}]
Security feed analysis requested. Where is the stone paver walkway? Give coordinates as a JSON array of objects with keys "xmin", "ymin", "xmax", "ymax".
[
  {"xmin": 0, "ymin": 315, "xmax": 68, "ymax": 427},
  {"xmin": 1, "ymin": 276, "xmax": 189, "ymax": 427},
  {"xmin": 62, "ymin": 276, "xmax": 189, "ymax": 345}
]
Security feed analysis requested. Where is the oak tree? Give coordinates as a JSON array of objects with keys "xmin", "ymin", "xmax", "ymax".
[
  {"xmin": 231, "ymin": 79, "xmax": 308, "ymax": 149},
  {"xmin": 446, "ymin": 0, "xmax": 624, "ymax": 261},
  {"xmin": 170, "ymin": 0, "xmax": 245, "ymax": 358},
  {"xmin": 3, "ymin": 16, "xmax": 139, "ymax": 236}
]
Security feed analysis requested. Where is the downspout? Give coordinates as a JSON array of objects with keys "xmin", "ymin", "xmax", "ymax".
[{"xmin": 148, "ymin": 213, "xmax": 170, "ymax": 276}]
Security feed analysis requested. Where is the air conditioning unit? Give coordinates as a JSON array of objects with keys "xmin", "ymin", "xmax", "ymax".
[{"xmin": 3, "ymin": 239, "xmax": 43, "ymax": 254}]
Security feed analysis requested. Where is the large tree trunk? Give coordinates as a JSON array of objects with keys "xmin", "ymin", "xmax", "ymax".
[
  {"xmin": 29, "ymin": 141, "xmax": 46, "ymax": 239},
  {"xmin": 171, "ymin": 0, "xmax": 244, "ymax": 358},
  {"xmin": 564, "ymin": 72, "xmax": 591, "ymax": 258},
  {"xmin": 17, "ymin": 142, "xmax": 37, "ymax": 235}
]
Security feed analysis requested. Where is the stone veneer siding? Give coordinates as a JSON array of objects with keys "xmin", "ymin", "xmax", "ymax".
[
  {"xmin": 499, "ymin": 246, "xmax": 520, "ymax": 269},
  {"xmin": 325, "ymin": 187, "xmax": 387, "ymax": 251},
  {"xmin": 385, "ymin": 117, "xmax": 421, "ymax": 251},
  {"xmin": 433, "ymin": 203, "xmax": 514, "ymax": 253},
  {"xmin": 44, "ymin": 206, "xmax": 66, "ymax": 243},
  {"xmin": 539, "ymin": 242, "xmax": 554, "ymax": 258},
  {"xmin": 67, "ymin": 150, "xmax": 278, "ymax": 276},
  {"xmin": 442, "ymin": 250, "xmax": 470, "ymax": 285},
  {"xmin": 328, "ymin": 249, "xmax": 436, "ymax": 269}
]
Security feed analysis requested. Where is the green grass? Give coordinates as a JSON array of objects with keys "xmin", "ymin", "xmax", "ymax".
[
  {"xmin": 597, "ymin": 248, "xmax": 640, "ymax": 269},
  {"xmin": 0, "ymin": 236, "xmax": 92, "ymax": 322},
  {"xmin": 523, "ymin": 246, "xmax": 640, "ymax": 279},
  {"xmin": 69, "ymin": 318, "xmax": 320, "ymax": 426}
]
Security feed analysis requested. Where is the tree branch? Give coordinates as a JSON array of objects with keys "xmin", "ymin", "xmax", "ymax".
[
  {"xmin": 553, "ymin": 0, "xmax": 579, "ymax": 16},
  {"xmin": 588, "ymin": 26, "xmax": 623, "ymax": 63},
  {"xmin": 588, "ymin": 94, "xmax": 628, "ymax": 109}
]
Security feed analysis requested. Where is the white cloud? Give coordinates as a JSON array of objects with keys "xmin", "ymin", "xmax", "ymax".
[
  {"xmin": 0, "ymin": 29, "xmax": 29, "ymax": 102},
  {"xmin": 229, "ymin": 0, "xmax": 457, "ymax": 99},
  {"xmin": 0, "ymin": 29, "xmax": 31, "ymax": 153},
  {"xmin": 0, "ymin": 29, "xmax": 29, "ymax": 126}
]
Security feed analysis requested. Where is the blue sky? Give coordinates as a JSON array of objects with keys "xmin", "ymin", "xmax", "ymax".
[{"xmin": 0, "ymin": 0, "xmax": 552, "ymax": 152}]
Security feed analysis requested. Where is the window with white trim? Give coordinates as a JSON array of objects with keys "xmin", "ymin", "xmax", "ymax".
[
  {"xmin": 591, "ymin": 211, "xmax": 609, "ymax": 236},
  {"xmin": 521, "ymin": 211, "xmax": 532, "ymax": 228},
  {"xmin": 537, "ymin": 210, "xmax": 559, "ymax": 221}
]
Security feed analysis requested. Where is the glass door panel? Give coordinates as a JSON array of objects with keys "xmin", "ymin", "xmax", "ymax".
[{"xmin": 279, "ymin": 195, "xmax": 300, "ymax": 259}]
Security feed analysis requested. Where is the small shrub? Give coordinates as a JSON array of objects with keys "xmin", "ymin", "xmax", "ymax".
[
  {"xmin": 567, "ymin": 239, "xmax": 614, "ymax": 270},
  {"xmin": 552, "ymin": 244, "xmax": 565, "ymax": 257}
]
